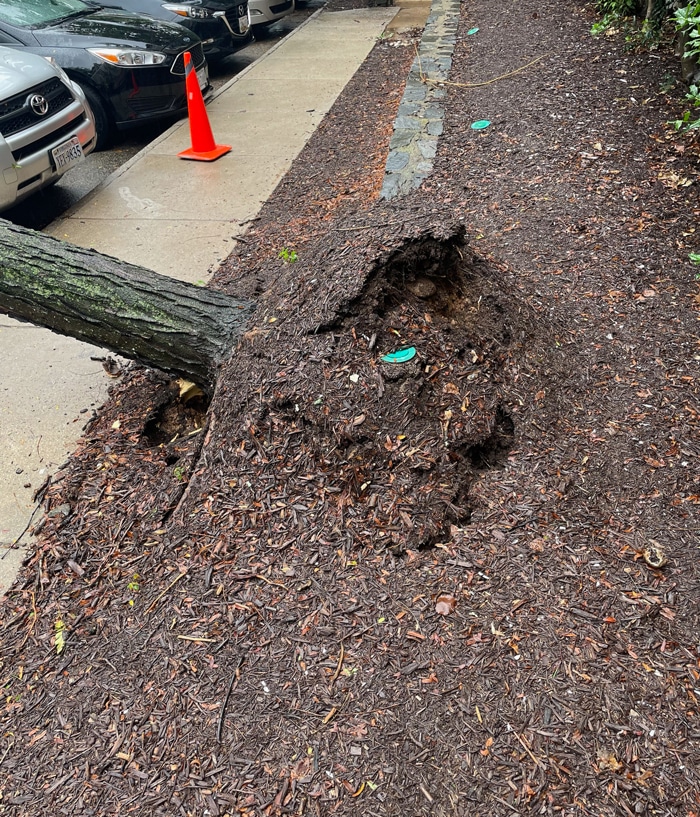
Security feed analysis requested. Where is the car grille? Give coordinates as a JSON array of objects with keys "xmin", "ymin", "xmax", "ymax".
[
  {"xmin": 0, "ymin": 78, "xmax": 74, "ymax": 138},
  {"xmin": 12, "ymin": 113, "xmax": 88, "ymax": 162},
  {"xmin": 225, "ymin": 4, "xmax": 248, "ymax": 30},
  {"xmin": 170, "ymin": 42, "xmax": 205, "ymax": 76}
]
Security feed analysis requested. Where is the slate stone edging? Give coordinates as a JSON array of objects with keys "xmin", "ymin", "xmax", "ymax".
[{"xmin": 380, "ymin": 0, "xmax": 461, "ymax": 200}]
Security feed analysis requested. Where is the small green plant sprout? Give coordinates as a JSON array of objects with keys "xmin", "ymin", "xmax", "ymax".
[
  {"xmin": 127, "ymin": 574, "xmax": 140, "ymax": 607},
  {"xmin": 278, "ymin": 247, "xmax": 298, "ymax": 264},
  {"xmin": 173, "ymin": 465, "xmax": 186, "ymax": 483},
  {"xmin": 689, "ymin": 252, "xmax": 700, "ymax": 278}
]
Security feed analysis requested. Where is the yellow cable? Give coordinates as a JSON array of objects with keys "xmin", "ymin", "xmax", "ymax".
[{"xmin": 417, "ymin": 53, "xmax": 550, "ymax": 89}]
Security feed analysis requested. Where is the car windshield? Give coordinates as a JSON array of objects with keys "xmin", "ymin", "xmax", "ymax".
[{"xmin": 0, "ymin": 0, "xmax": 89, "ymax": 27}]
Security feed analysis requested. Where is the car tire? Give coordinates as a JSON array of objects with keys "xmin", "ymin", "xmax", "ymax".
[{"xmin": 80, "ymin": 85, "xmax": 113, "ymax": 151}]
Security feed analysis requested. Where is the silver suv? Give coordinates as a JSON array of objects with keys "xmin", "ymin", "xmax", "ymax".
[{"xmin": 0, "ymin": 46, "xmax": 96, "ymax": 212}]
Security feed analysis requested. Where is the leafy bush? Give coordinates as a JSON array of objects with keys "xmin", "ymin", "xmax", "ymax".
[
  {"xmin": 670, "ymin": 4, "xmax": 700, "ymax": 129},
  {"xmin": 592, "ymin": 0, "xmax": 675, "ymax": 35},
  {"xmin": 675, "ymin": 1, "xmax": 700, "ymax": 58},
  {"xmin": 670, "ymin": 83, "xmax": 700, "ymax": 130},
  {"xmin": 591, "ymin": 0, "xmax": 648, "ymax": 37},
  {"xmin": 596, "ymin": 0, "xmax": 640, "ymax": 14}
]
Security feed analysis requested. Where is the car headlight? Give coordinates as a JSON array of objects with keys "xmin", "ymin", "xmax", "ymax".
[
  {"xmin": 43, "ymin": 56, "xmax": 72, "ymax": 85},
  {"xmin": 162, "ymin": 3, "xmax": 213, "ymax": 17},
  {"xmin": 87, "ymin": 48, "xmax": 166, "ymax": 66}
]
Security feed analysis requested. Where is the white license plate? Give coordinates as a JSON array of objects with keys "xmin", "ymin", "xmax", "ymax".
[
  {"xmin": 197, "ymin": 65, "xmax": 208, "ymax": 92},
  {"xmin": 52, "ymin": 136, "xmax": 84, "ymax": 173},
  {"xmin": 239, "ymin": 14, "xmax": 249, "ymax": 34}
]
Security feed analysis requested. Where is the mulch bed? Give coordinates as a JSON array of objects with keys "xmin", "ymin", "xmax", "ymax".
[{"xmin": 2, "ymin": 0, "xmax": 700, "ymax": 815}]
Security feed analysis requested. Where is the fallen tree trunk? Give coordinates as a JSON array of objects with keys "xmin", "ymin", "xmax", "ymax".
[{"xmin": 0, "ymin": 220, "xmax": 251, "ymax": 391}]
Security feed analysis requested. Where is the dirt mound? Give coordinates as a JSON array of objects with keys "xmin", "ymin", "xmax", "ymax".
[{"xmin": 189, "ymin": 230, "xmax": 527, "ymax": 553}]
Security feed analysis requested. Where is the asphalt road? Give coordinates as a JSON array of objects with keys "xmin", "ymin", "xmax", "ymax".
[{"xmin": 5, "ymin": 1, "xmax": 323, "ymax": 232}]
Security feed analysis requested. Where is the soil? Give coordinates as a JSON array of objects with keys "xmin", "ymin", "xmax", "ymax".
[{"xmin": 2, "ymin": 0, "xmax": 700, "ymax": 814}]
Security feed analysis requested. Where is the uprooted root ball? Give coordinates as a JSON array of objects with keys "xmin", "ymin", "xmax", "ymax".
[{"xmin": 198, "ymin": 237, "xmax": 526, "ymax": 552}]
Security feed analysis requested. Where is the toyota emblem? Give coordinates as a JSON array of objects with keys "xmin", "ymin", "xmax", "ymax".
[{"xmin": 29, "ymin": 94, "xmax": 49, "ymax": 116}]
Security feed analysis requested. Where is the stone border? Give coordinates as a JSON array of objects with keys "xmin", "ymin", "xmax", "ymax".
[{"xmin": 380, "ymin": 0, "xmax": 461, "ymax": 200}]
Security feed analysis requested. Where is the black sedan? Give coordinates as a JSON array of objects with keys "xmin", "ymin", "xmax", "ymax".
[
  {"xmin": 89, "ymin": 0, "xmax": 252, "ymax": 62},
  {"xmin": 0, "ymin": 0, "xmax": 210, "ymax": 149}
]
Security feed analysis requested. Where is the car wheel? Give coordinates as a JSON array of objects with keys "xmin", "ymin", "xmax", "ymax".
[{"xmin": 80, "ymin": 85, "xmax": 113, "ymax": 151}]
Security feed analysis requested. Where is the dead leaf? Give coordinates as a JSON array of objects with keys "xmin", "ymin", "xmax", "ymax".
[
  {"xmin": 643, "ymin": 541, "xmax": 667, "ymax": 568},
  {"xmin": 657, "ymin": 170, "xmax": 693, "ymax": 189},
  {"xmin": 597, "ymin": 750, "xmax": 623, "ymax": 773},
  {"xmin": 480, "ymin": 736, "xmax": 494, "ymax": 756},
  {"xmin": 54, "ymin": 618, "xmax": 66, "ymax": 654},
  {"xmin": 346, "ymin": 722, "xmax": 368, "ymax": 738},
  {"xmin": 435, "ymin": 594, "xmax": 456, "ymax": 616}
]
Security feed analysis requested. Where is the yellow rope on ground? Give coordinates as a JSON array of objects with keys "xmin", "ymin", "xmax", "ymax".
[{"xmin": 417, "ymin": 52, "xmax": 550, "ymax": 89}]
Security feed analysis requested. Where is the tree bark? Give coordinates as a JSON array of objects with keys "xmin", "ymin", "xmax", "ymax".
[{"xmin": 0, "ymin": 220, "xmax": 251, "ymax": 391}]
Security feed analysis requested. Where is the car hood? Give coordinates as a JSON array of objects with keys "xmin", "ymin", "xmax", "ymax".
[
  {"xmin": 30, "ymin": 10, "xmax": 198, "ymax": 53},
  {"xmin": 0, "ymin": 49, "xmax": 56, "ymax": 97}
]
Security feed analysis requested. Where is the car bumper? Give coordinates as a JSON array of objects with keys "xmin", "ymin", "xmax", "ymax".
[
  {"xmin": 0, "ymin": 98, "xmax": 95, "ymax": 211},
  {"xmin": 178, "ymin": 8, "xmax": 253, "ymax": 58},
  {"xmin": 249, "ymin": 0, "xmax": 293, "ymax": 25},
  {"xmin": 83, "ymin": 52, "xmax": 209, "ymax": 130}
]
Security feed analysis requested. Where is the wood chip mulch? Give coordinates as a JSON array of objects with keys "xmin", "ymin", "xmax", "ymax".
[{"xmin": 2, "ymin": 0, "xmax": 700, "ymax": 815}]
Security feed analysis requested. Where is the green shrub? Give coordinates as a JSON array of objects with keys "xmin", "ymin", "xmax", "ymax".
[
  {"xmin": 596, "ymin": 0, "xmax": 640, "ymax": 14},
  {"xmin": 675, "ymin": 1, "xmax": 700, "ymax": 58},
  {"xmin": 670, "ymin": 83, "xmax": 700, "ymax": 130}
]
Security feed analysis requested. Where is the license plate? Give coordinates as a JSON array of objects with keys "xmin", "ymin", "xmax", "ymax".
[
  {"xmin": 239, "ymin": 14, "xmax": 249, "ymax": 34},
  {"xmin": 197, "ymin": 65, "xmax": 208, "ymax": 92},
  {"xmin": 52, "ymin": 136, "xmax": 84, "ymax": 174}
]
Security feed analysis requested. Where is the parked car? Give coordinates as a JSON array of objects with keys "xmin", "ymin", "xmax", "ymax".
[
  {"xmin": 0, "ymin": 45, "xmax": 96, "ymax": 211},
  {"xmin": 248, "ymin": 0, "xmax": 293, "ymax": 32},
  {"xmin": 86, "ymin": 0, "xmax": 252, "ymax": 62},
  {"xmin": 0, "ymin": 0, "xmax": 210, "ymax": 150}
]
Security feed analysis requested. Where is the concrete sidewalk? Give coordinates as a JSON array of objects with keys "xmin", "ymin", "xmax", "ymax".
[
  {"xmin": 0, "ymin": 5, "xmax": 404, "ymax": 595},
  {"xmin": 45, "ymin": 7, "xmax": 398, "ymax": 282}
]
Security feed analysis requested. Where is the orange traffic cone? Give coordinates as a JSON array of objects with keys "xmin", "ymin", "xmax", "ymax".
[{"xmin": 178, "ymin": 51, "xmax": 231, "ymax": 162}]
